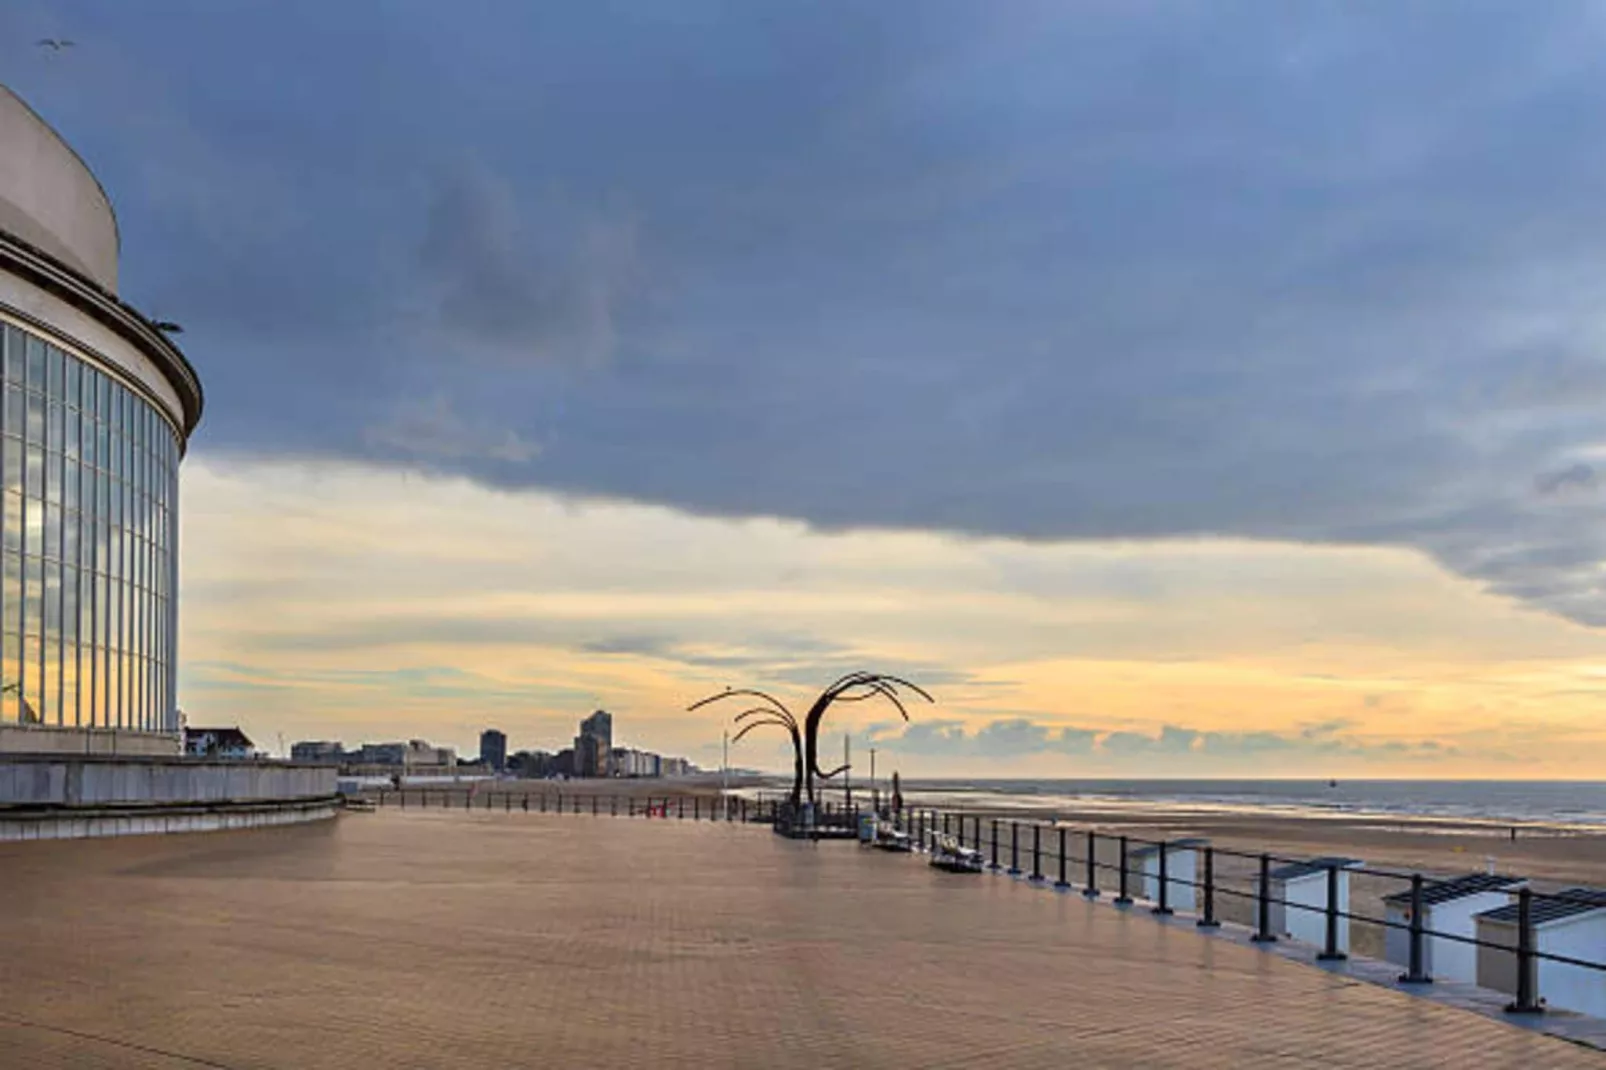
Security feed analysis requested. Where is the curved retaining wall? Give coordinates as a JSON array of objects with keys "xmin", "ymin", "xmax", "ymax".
[{"xmin": 0, "ymin": 756, "xmax": 339, "ymax": 840}]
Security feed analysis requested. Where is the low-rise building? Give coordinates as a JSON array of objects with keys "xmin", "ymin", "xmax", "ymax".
[
  {"xmin": 290, "ymin": 741, "xmax": 346, "ymax": 764},
  {"xmin": 183, "ymin": 727, "xmax": 256, "ymax": 760},
  {"xmin": 1265, "ymin": 857, "xmax": 1362, "ymax": 951},
  {"xmin": 1383, "ymin": 873, "xmax": 1525, "ymax": 984},
  {"xmin": 1476, "ymin": 888, "xmax": 1606, "ymax": 1017},
  {"xmin": 1131, "ymin": 838, "xmax": 1206, "ymax": 913}
]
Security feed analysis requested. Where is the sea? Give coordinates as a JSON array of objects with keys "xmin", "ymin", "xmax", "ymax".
[{"xmin": 875, "ymin": 779, "xmax": 1606, "ymax": 831}]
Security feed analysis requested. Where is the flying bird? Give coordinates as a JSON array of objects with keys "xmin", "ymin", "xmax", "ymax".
[
  {"xmin": 151, "ymin": 320, "xmax": 184, "ymax": 334},
  {"xmin": 36, "ymin": 39, "xmax": 75, "ymax": 51}
]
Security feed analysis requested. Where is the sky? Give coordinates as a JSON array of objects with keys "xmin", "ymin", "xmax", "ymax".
[{"xmin": 6, "ymin": 1, "xmax": 1606, "ymax": 775}]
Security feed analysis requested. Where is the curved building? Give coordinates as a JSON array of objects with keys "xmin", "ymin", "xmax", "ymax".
[{"xmin": 0, "ymin": 85, "xmax": 203, "ymax": 752}]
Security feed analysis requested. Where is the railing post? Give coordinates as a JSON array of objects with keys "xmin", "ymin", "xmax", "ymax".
[
  {"xmin": 1251, "ymin": 853, "xmax": 1277, "ymax": 942},
  {"xmin": 1398, "ymin": 873, "xmax": 1431, "ymax": 983},
  {"xmin": 1008, "ymin": 821, "xmax": 1021, "ymax": 875},
  {"xmin": 989, "ymin": 819, "xmax": 1000, "ymax": 869},
  {"xmin": 973, "ymin": 815, "xmax": 982, "ymax": 853},
  {"xmin": 541, "ymin": 793, "xmax": 548, "ymax": 813},
  {"xmin": 592, "ymin": 795, "xmax": 598, "ymax": 817},
  {"xmin": 1114, "ymin": 836, "xmax": 1133, "ymax": 906},
  {"xmin": 1317, "ymin": 863, "xmax": 1346, "ymax": 961},
  {"xmin": 1030, "ymin": 825, "xmax": 1043, "ymax": 881},
  {"xmin": 1505, "ymin": 888, "xmax": 1543, "ymax": 1014},
  {"xmin": 943, "ymin": 812, "xmax": 951, "ymax": 837},
  {"xmin": 1196, "ymin": 847, "xmax": 1219, "ymax": 928},
  {"xmin": 1055, "ymin": 827, "xmax": 1070, "ymax": 889},
  {"xmin": 1083, "ymin": 831, "xmax": 1099, "ymax": 898},
  {"xmin": 521, "ymin": 794, "xmax": 528, "ymax": 813},
  {"xmin": 1153, "ymin": 841, "xmax": 1172, "ymax": 916}
]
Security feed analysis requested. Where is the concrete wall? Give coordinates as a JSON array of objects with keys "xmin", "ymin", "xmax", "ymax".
[
  {"xmin": 0, "ymin": 755, "xmax": 336, "ymax": 806},
  {"xmin": 0, "ymin": 85, "xmax": 119, "ymax": 291},
  {"xmin": 0, "ymin": 797, "xmax": 340, "ymax": 841},
  {"xmin": 0, "ymin": 724, "xmax": 181, "ymax": 757}
]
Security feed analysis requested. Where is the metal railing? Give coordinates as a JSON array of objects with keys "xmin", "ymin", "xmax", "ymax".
[
  {"xmin": 361, "ymin": 789, "xmax": 1601, "ymax": 1016},
  {"xmin": 875, "ymin": 806, "xmax": 1603, "ymax": 1016}
]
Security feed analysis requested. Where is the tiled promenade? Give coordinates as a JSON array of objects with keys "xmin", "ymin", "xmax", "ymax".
[{"xmin": 1, "ymin": 812, "xmax": 1601, "ymax": 1069}]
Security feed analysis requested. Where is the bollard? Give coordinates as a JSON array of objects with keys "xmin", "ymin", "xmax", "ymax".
[
  {"xmin": 1114, "ymin": 836, "xmax": 1133, "ymax": 906},
  {"xmin": 1505, "ymin": 888, "xmax": 1543, "ymax": 1014},
  {"xmin": 1197, "ymin": 847, "xmax": 1220, "ymax": 928},
  {"xmin": 399, "ymin": 791, "xmax": 405, "ymax": 810},
  {"xmin": 1251, "ymin": 854, "xmax": 1277, "ymax": 942},
  {"xmin": 742, "ymin": 797, "xmax": 748, "ymax": 822},
  {"xmin": 943, "ymin": 812, "xmax": 951, "ymax": 837},
  {"xmin": 990, "ymin": 819, "xmax": 1000, "ymax": 870},
  {"xmin": 1317, "ymin": 863, "xmax": 1346, "ymax": 961},
  {"xmin": 1009, "ymin": 822, "xmax": 1022, "ymax": 875},
  {"xmin": 556, "ymin": 794, "xmax": 562, "ymax": 814},
  {"xmin": 522, "ymin": 794, "xmax": 528, "ymax": 813},
  {"xmin": 541, "ymin": 793, "xmax": 548, "ymax": 814},
  {"xmin": 679, "ymin": 796, "xmax": 685, "ymax": 819},
  {"xmin": 486, "ymin": 793, "xmax": 492, "ymax": 811},
  {"xmin": 574, "ymin": 795, "xmax": 581, "ymax": 815},
  {"xmin": 695, "ymin": 797, "xmax": 702, "ymax": 821},
  {"xmin": 1084, "ymin": 831, "xmax": 1099, "ymax": 898},
  {"xmin": 973, "ymin": 815, "xmax": 983, "ymax": 853},
  {"xmin": 1055, "ymin": 827, "xmax": 1070, "ymax": 889},
  {"xmin": 592, "ymin": 795, "xmax": 598, "ymax": 817},
  {"xmin": 505, "ymin": 794, "xmax": 511, "ymax": 812},
  {"xmin": 1030, "ymin": 825, "xmax": 1043, "ymax": 881},
  {"xmin": 1153, "ymin": 841, "xmax": 1172, "ymax": 916},
  {"xmin": 1397, "ymin": 873, "xmax": 1430, "ymax": 982}
]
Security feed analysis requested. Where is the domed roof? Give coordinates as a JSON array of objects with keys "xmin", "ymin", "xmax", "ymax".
[{"xmin": 0, "ymin": 85, "xmax": 119, "ymax": 293}]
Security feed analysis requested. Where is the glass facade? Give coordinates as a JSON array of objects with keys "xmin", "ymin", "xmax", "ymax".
[{"xmin": 0, "ymin": 320, "xmax": 179, "ymax": 732}]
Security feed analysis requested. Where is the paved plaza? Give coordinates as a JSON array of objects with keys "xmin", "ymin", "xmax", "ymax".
[{"xmin": 1, "ymin": 811, "xmax": 1602, "ymax": 1068}]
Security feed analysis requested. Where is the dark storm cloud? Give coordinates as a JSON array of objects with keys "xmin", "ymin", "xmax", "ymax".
[{"xmin": 11, "ymin": 3, "xmax": 1606, "ymax": 622}]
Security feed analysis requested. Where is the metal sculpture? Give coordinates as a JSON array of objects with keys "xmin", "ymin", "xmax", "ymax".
[{"xmin": 690, "ymin": 672, "xmax": 932, "ymax": 808}]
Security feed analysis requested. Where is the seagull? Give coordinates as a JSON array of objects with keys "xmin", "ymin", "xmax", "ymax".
[
  {"xmin": 151, "ymin": 320, "xmax": 184, "ymax": 334},
  {"xmin": 36, "ymin": 39, "xmax": 75, "ymax": 51}
]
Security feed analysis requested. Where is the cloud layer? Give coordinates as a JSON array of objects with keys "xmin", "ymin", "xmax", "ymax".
[{"xmin": 10, "ymin": 4, "xmax": 1606, "ymax": 630}]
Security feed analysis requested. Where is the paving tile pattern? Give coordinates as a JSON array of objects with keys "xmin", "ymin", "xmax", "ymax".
[{"xmin": 1, "ymin": 811, "xmax": 1602, "ymax": 1068}]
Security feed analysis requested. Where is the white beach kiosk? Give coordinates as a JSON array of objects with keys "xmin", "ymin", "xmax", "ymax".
[
  {"xmin": 1382, "ymin": 873, "xmax": 1524, "ymax": 984},
  {"xmin": 1475, "ymin": 888, "xmax": 1606, "ymax": 1017},
  {"xmin": 1265, "ymin": 857, "xmax": 1362, "ymax": 951},
  {"xmin": 1129, "ymin": 838, "xmax": 1207, "ymax": 913}
]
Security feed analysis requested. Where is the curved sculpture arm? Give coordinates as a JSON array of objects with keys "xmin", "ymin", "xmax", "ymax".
[
  {"xmin": 733, "ymin": 706, "xmax": 798, "ymax": 730},
  {"xmin": 729, "ymin": 712, "xmax": 805, "ymax": 806},
  {"xmin": 803, "ymin": 672, "xmax": 935, "ymax": 786},
  {"xmin": 688, "ymin": 688, "xmax": 792, "ymax": 718},
  {"xmin": 732, "ymin": 715, "xmax": 793, "ymax": 742}
]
